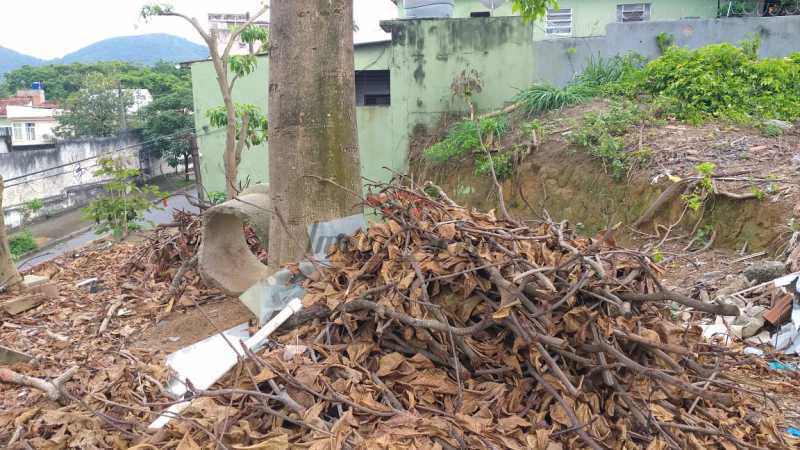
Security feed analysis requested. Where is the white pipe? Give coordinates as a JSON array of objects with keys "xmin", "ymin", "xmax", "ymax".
[{"xmin": 147, "ymin": 298, "xmax": 303, "ymax": 430}]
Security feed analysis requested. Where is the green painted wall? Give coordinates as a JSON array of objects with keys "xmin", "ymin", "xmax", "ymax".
[
  {"xmin": 191, "ymin": 41, "xmax": 401, "ymax": 194},
  {"xmin": 386, "ymin": 17, "xmax": 535, "ymax": 133},
  {"xmin": 420, "ymin": 0, "xmax": 718, "ymax": 37}
]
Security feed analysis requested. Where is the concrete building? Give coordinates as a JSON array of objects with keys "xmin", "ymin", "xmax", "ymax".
[
  {"xmin": 0, "ymin": 86, "xmax": 60, "ymax": 151},
  {"xmin": 208, "ymin": 13, "xmax": 269, "ymax": 55},
  {"xmin": 188, "ymin": 0, "xmax": 799, "ymax": 194}
]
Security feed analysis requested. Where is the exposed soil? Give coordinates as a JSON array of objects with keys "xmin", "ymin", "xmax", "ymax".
[
  {"xmin": 412, "ymin": 100, "xmax": 800, "ymax": 253},
  {"xmin": 132, "ymin": 295, "xmax": 254, "ymax": 354}
]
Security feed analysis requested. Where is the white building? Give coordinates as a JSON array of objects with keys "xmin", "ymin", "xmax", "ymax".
[
  {"xmin": 126, "ymin": 88, "xmax": 153, "ymax": 114},
  {"xmin": 208, "ymin": 13, "xmax": 269, "ymax": 55},
  {"xmin": 6, "ymin": 104, "xmax": 60, "ymax": 148}
]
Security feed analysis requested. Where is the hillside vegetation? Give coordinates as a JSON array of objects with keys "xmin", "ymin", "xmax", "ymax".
[
  {"xmin": 422, "ymin": 38, "xmax": 800, "ymax": 180},
  {"xmin": 0, "ymin": 34, "xmax": 207, "ymax": 77}
]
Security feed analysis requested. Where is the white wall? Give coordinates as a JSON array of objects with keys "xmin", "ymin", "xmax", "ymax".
[{"xmin": 1, "ymin": 134, "xmax": 141, "ymax": 229}]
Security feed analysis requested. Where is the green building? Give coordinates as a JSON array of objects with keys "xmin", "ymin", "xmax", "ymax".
[{"xmin": 190, "ymin": 0, "xmax": 721, "ymax": 193}]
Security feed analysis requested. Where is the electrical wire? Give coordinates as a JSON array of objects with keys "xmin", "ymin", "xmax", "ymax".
[{"xmin": 4, "ymin": 127, "xmax": 226, "ymax": 189}]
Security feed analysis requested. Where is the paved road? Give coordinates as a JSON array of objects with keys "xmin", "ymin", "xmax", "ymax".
[{"xmin": 17, "ymin": 188, "xmax": 199, "ymax": 271}]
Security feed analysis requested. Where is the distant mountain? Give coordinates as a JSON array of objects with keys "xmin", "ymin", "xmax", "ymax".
[
  {"xmin": 0, "ymin": 47, "xmax": 44, "ymax": 75},
  {"xmin": 1, "ymin": 34, "xmax": 208, "ymax": 76},
  {"xmin": 55, "ymin": 34, "xmax": 208, "ymax": 66}
]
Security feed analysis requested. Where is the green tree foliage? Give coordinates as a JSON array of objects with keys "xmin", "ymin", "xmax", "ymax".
[
  {"xmin": 82, "ymin": 158, "xmax": 163, "ymax": 239},
  {"xmin": 55, "ymin": 73, "xmax": 134, "ymax": 138},
  {"xmin": 0, "ymin": 61, "xmax": 188, "ymax": 102},
  {"xmin": 639, "ymin": 43, "xmax": 800, "ymax": 123},
  {"xmin": 137, "ymin": 86, "xmax": 195, "ymax": 176},
  {"xmin": 512, "ymin": 0, "xmax": 561, "ymax": 22}
]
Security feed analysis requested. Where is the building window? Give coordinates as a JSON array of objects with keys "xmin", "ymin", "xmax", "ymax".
[
  {"xmin": 470, "ymin": 11, "xmax": 491, "ymax": 18},
  {"xmin": 12, "ymin": 123, "xmax": 23, "ymax": 141},
  {"xmin": 355, "ymin": 70, "xmax": 390, "ymax": 107},
  {"xmin": 545, "ymin": 8, "xmax": 573, "ymax": 35},
  {"xmin": 25, "ymin": 122, "xmax": 35, "ymax": 141},
  {"xmin": 617, "ymin": 3, "xmax": 651, "ymax": 22}
]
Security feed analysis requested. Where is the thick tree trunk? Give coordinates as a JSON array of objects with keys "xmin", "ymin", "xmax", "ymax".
[
  {"xmin": 0, "ymin": 177, "xmax": 23, "ymax": 290},
  {"xmin": 268, "ymin": 0, "xmax": 363, "ymax": 269}
]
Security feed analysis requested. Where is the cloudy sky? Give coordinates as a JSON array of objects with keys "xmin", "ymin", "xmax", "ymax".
[{"xmin": 2, "ymin": 0, "xmax": 399, "ymax": 60}]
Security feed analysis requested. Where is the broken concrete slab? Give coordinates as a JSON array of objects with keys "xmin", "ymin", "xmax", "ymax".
[
  {"xmin": 0, "ymin": 293, "xmax": 46, "ymax": 315},
  {"xmin": 744, "ymin": 260, "xmax": 786, "ymax": 284},
  {"xmin": 198, "ymin": 184, "xmax": 271, "ymax": 296},
  {"xmin": 0, "ymin": 345, "xmax": 31, "ymax": 365}
]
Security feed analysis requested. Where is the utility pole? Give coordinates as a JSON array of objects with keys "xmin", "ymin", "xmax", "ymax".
[{"xmin": 117, "ymin": 80, "xmax": 128, "ymax": 132}]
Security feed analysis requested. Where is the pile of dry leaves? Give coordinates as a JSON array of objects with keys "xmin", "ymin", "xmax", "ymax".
[{"xmin": 0, "ymin": 183, "xmax": 796, "ymax": 449}]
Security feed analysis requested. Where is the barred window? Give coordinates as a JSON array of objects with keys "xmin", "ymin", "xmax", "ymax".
[
  {"xmin": 546, "ymin": 8, "xmax": 572, "ymax": 35},
  {"xmin": 617, "ymin": 3, "xmax": 651, "ymax": 22}
]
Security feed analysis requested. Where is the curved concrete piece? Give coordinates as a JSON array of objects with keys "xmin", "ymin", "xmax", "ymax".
[{"xmin": 198, "ymin": 184, "xmax": 271, "ymax": 296}]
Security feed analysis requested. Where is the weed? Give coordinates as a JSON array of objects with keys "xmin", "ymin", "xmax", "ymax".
[
  {"xmin": 695, "ymin": 224, "xmax": 715, "ymax": 246},
  {"xmin": 21, "ymin": 198, "xmax": 44, "ymax": 224},
  {"xmin": 424, "ymin": 117, "xmax": 508, "ymax": 164},
  {"xmin": 9, "ymin": 231, "xmax": 37, "ymax": 260},
  {"xmin": 750, "ymin": 185, "xmax": 766, "ymax": 200},
  {"xmin": 761, "ymin": 123, "xmax": 783, "ymax": 137},
  {"xmin": 514, "ymin": 84, "xmax": 585, "ymax": 116},
  {"xmin": 474, "ymin": 151, "xmax": 514, "ymax": 181},
  {"xmin": 208, "ymin": 191, "xmax": 227, "ymax": 205},
  {"xmin": 567, "ymin": 102, "xmax": 646, "ymax": 180},
  {"xmin": 651, "ymin": 248, "xmax": 664, "ymax": 264},
  {"xmin": 656, "ymin": 32, "xmax": 675, "ymax": 54},
  {"xmin": 681, "ymin": 162, "xmax": 716, "ymax": 211}
]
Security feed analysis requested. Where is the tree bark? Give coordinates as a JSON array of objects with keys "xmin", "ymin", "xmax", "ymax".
[
  {"xmin": 267, "ymin": 0, "xmax": 363, "ymax": 269},
  {"xmin": 0, "ymin": 177, "xmax": 23, "ymax": 291}
]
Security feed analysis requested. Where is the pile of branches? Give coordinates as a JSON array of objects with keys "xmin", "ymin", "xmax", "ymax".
[
  {"xmin": 125, "ymin": 210, "xmax": 268, "ymax": 286},
  {"xmin": 203, "ymin": 182, "xmax": 786, "ymax": 449}
]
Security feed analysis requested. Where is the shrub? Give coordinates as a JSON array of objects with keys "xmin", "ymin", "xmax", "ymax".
[
  {"xmin": 638, "ymin": 44, "xmax": 800, "ymax": 123},
  {"xmin": 474, "ymin": 151, "xmax": 514, "ymax": 181},
  {"xmin": 424, "ymin": 117, "xmax": 508, "ymax": 163},
  {"xmin": 9, "ymin": 231, "xmax": 37, "ymax": 260},
  {"xmin": 567, "ymin": 102, "xmax": 646, "ymax": 181},
  {"xmin": 574, "ymin": 53, "xmax": 647, "ymax": 97},
  {"xmin": 761, "ymin": 123, "xmax": 783, "ymax": 137},
  {"xmin": 514, "ymin": 84, "xmax": 586, "ymax": 116},
  {"xmin": 82, "ymin": 158, "xmax": 163, "ymax": 239}
]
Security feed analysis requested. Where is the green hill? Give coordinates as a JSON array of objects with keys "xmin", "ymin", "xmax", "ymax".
[
  {"xmin": 0, "ymin": 47, "xmax": 44, "ymax": 76},
  {"xmin": 0, "ymin": 34, "xmax": 208, "ymax": 77}
]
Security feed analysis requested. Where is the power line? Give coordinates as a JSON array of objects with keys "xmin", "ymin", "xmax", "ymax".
[
  {"xmin": 4, "ymin": 127, "xmax": 226, "ymax": 189},
  {"xmin": 3, "ymin": 126, "xmax": 199, "ymax": 183}
]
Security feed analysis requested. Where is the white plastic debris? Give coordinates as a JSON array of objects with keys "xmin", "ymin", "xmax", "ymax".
[
  {"xmin": 147, "ymin": 298, "xmax": 303, "ymax": 430},
  {"xmin": 743, "ymin": 347, "xmax": 764, "ymax": 356}
]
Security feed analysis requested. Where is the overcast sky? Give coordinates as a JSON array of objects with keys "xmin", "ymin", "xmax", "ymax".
[{"xmin": 2, "ymin": 0, "xmax": 398, "ymax": 60}]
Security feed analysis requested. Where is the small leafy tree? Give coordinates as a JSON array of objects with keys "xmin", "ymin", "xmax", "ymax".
[
  {"xmin": 141, "ymin": 3, "xmax": 269, "ymax": 198},
  {"xmin": 138, "ymin": 86, "xmax": 195, "ymax": 179},
  {"xmin": 83, "ymin": 158, "xmax": 163, "ymax": 239},
  {"xmin": 56, "ymin": 73, "xmax": 134, "ymax": 138},
  {"xmin": 207, "ymin": 103, "xmax": 268, "ymax": 168},
  {"xmin": 512, "ymin": 0, "xmax": 561, "ymax": 21}
]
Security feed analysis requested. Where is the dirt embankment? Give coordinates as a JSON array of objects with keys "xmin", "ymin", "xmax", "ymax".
[{"xmin": 412, "ymin": 101, "xmax": 800, "ymax": 252}]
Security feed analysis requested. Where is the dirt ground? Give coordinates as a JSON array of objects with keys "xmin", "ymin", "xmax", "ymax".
[{"xmin": 132, "ymin": 295, "xmax": 254, "ymax": 354}]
